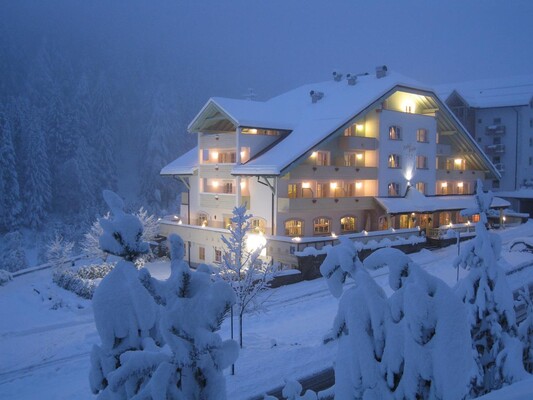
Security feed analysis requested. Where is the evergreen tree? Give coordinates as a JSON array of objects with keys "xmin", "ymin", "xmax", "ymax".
[
  {"xmin": 0, "ymin": 231, "xmax": 27, "ymax": 272},
  {"xmin": 455, "ymin": 180, "xmax": 528, "ymax": 395},
  {"xmin": 0, "ymin": 111, "xmax": 21, "ymax": 231},
  {"xmin": 22, "ymin": 109, "xmax": 51, "ymax": 229}
]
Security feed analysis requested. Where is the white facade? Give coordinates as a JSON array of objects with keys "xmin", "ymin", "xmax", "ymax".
[{"xmin": 162, "ymin": 70, "xmax": 500, "ymax": 267}]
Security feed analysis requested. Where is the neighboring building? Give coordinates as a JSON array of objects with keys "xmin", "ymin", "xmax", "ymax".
[
  {"xmin": 438, "ymin": 75, "xmax": 533, "ymax": 192},
  {"xmin": 160, "ymin": 68, "xmax": 504, "ymax": 267}
]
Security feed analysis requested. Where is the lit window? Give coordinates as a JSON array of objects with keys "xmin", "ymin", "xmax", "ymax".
[
  {"xmin": 316, "ymin": 183, "xmax": 327, "ymax": 198},
  {"xmin": 440, "ymin": 182, "xmax": 448, "ymax": 195},
  {"xmin": 388, "ymin": 154, "xmax": 401, "ymax": 168},
  {"xmin": 314, "ymin": 151, "xmax": 330, "ymax": 166},
  {"xmin": 288, "ymin": 184, "xmax": 298, "ymax": 199},
  {"xmin": 198, "ymin": 213, "xmax": 208, "ymax": 226},
  {"xmin": 417, "ymin": 129, "xmax": 428, "ymax": 143},
  {"xmin": 416, "ymin": 155, "xmax": 428, "ymax": 169},
  {"xmin": 388, "ymin": 182, "xmax": 400, "ymax": 196},
  {"xmin": 389, "ymin": 126, "xmax": 401, "ymax": 140},
  {"xmin": 340, "ymin": 216, "xmax": 356, "ymax": 233},
  {"xmin": 313, "ymin": 217, "xmax": 331, "ymax": 235},
  {"xmin": 416, "ymin": 182, "xmax": 426, "ymax": 194},
  {"xmin": 223, "ymin": 182, "xmax": 233, "ymax": 194},
  {"xmin": 344, "ymin": 152, "xmax": 365, "ymax": 167},
  {"xmin": 285, "ymin": 219, "xmax": 303, "ymax": 237},
  {"xmin": 456, "ymin": 181, "xmax": 466, "ymax": 195},
  {"xmin": 251, "ymin": 218, "xmax": 266, "ymax": 233}
]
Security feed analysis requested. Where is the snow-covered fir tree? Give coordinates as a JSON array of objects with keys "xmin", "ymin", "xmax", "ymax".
[
  {"xmin": 0, "ymin": 231, "xmax": 27, "ymax": 272},
  {"xmin": 517, "ymin": 286, "xmax": 533, "ymax": 373},
  {"xmin": 320, "ymin": 237, "xmax": 389, "ymax": 399},
  {"xmin": 98, "ymin": 190, "xmax": 149, "ymax": 262},
  {"xmin": 364, "ymin": 248, "xmax": 474, "ymax": 400},
  {"xmin": 220, "ymin": 204, "xmax": 273, "ymax": 349},
  {"xmin": 454, "ymin": 179, "xmax": 528, "ymax": 395},
  {"xmin": 45, "ymin": 233, "xmax": 74, "ymax": 269},
  {"xmin": 91, "ymin": 232, "xmax": 238, "ymax": 399},
  {"xmin": 0, "ymin": 110, "xmax": 21, "ymax": 231}
]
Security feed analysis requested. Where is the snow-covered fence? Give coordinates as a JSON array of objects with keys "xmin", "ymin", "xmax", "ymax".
[{"xmin": 11, "ymin": 254, "xmax": 86, "ymax": 277}]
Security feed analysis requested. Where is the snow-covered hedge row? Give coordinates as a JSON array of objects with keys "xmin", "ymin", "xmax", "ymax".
[{"xmin": 53, "ymin": 262, "xmax": 116, "ymax": 299}]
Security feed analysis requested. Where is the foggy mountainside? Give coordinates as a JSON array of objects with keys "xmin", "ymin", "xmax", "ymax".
[{"xmin": 2, "ymin": 0, "xmax": 533, "ymax": 258}]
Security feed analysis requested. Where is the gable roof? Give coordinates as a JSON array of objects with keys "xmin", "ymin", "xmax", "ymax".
[
  {"xmin": 436, "ymin": 75, "xmax": 533, "ymax": 108},
  {"xmin": 166, "ymin": 71, "xmax": 500, "ymax": 178}
]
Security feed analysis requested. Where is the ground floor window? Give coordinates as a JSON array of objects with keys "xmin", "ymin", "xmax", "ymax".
[
  {"xmin": 198, "ymin": 212, "xmax": 208, "ymax": 227},
  {"xmin": 340, "ymin": 216, "xmax": 356, "ymax": 233},
  {"xmin": 285, "ymin": 219, "xmax": 303, "ymax": 236},
  {"xmin": 214, "ymin": 248, "xmax": 222, "ymax": 264},
  {"xmin": 199, "ymin": 246, "xmax": 205, "ymax": 261},
  {"xmin": 251, "ymin": 218, "xmax": 266, "ymax": 233},
  {"xmin": 313, "ymin": 217, "xmax": 331, "ymax": 235}
]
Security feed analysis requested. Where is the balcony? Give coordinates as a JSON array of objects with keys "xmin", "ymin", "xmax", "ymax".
[
  {"xmin": 278, "ymin": 196, "xmax": 375, "ymax": 212},
  {"xmin": 338, "ymin": 136, "xmax": 378, "ymax": 151},
  {"xmin": 289, "ymin": 165, "xmax": 378, "ymax": 180},
  {"xmin": 436, "ymin": 144, "xmax": 452, "ymax": 156},
  {"xmin": 485, "ymin": 125, "xmax": 506, "ymax": 135},
  {"xmin": 494, "ymin": 163, "xmax": 505, "ymax": 173},
  {"xmin": 484, "ymin": 144, "xmax": 505, "ymax": 154},
  {"xmin": 436, "ymin": 169, "xmax": 484, "ymax": 181}
]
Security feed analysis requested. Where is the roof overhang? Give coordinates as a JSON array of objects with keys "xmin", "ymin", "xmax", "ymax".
[
  {"xmin": 188, "ymin": 99, "xmax": 237, "ymax": 133},
  {"xmin": 160, "ymin": 147, "xmax": 198, "ymax": 177}
]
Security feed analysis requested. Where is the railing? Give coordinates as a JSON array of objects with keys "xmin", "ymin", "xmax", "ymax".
[
  {"xmin": 427, "ymin": 223, "xmax": 477, "ymax": 239},
  {"xmin": 485, "ymin": 125, "xmax": 506, "ymax": 135},
  {"xmin": 484, "ymin": 144, "xmax": 505, "ymax": 153}
]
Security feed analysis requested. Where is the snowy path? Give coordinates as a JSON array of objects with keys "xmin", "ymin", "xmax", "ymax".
[{"xmin": 0, "ymin": 222, "xmax": 532, "ymax": 399}]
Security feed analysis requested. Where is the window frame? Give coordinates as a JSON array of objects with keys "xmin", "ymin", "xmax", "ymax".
[
  {"xmin": 389, "ymin": 125, "xmax": 402, "ymax": 140},
  {"xmin": 284, "ymin": 219, "xmax": 303, "ymax": 237},
  {"xmin": 313, "ymin": 217, "xmax": 331, "ymax": 235},
  {"xmin": 416, "ymin": 128, "xmax": 428, "ymax": 143},
  {"xmin": 388, "ymin": 182, "xmax": 400, "ymax": 196},
  {"xmin": 388, "ymin": 154, "xmax": 401, "ymax": 169},
  {"xmin": 340, "ymin": 216, "xmax": 357, "ymax": 233}
]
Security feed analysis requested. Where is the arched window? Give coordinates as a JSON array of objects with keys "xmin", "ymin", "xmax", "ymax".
[
  {"xmin": 197, "ymin": 212, "xmax": 209, "ymax": 227},
  {"xmin": 340, "ymin": 216, "xmax": 357, "ymax": 233},
  {"xmin": 285, "ymin": 219, "xmax": 303, "ymax": 237},
  {"xmin": 313, "ymin": 217, "xmax": 331, "ymax": 235},
  {"xmin": 251, "ymin": 217, "xmax": 267, "ymax": 234}
]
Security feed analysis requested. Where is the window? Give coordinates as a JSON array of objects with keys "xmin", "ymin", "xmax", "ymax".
[
  {"xmin": 223, "ymin": 182, "xmax": 233, "ymax": 194},
  {"xmin": 313, "ymin": 217, "xmax": 331, "ymax": 235},
  {"xmin": 478, "ymin": 118, "xmax": 482, "ymax": 124},
  {"xmin": 456, "ymin": 181, "xmax": 466, "ymax": 195},
  {"xmin": 388, "ymin": 182, "xmax": 400, "ymax": 196},
  {"xmin": 530, "ymin": 157, "xmax": 533, "ymax": 166},
  {"xmin": 340, "ymin": 216, "xmax": 356, "ymax": 233},
  {"xmin": 416, "ymin": 155, "xmax": 428, "ymax": 169},
  {"xmin": 417, "ymin": 129, "xmax": 428, "ymax": 143},
  {"xmin": 344, "ymin": 152, "xmax": 364, "ymax": 167},
  {"xmin": 530, "ymin": 138, "xmax": 533, "ymax": 147},
  {"xmin": 288, "ymin": 184, "xmax": 297, "ymax": 199},
  {"xmin": 530, "ymin": 119, "xmax": 533, "ymax": 128},
  {"xmin": 448, "ymin": 158, "xmax": 466, "ymax": 170},
  {"xmin": 389, "ymin": 125, "xmax": 401, "ymax": 140},
  {"xmin": 344, "ymin": 182, "xmax": 355, "ymax": 197},
  {"xmin": 312, "ymin": 151, "xmax": 330, "ymax": 166},
  {"xmin": 218, "ymin": 151, "xmax": 236, "ymax": 163},
  {"xmin": 214, "ymin": 249, "xmax": 222, "ymax": 264},
  {"xmin": 492, "ymin": 180, "xmax": 500, "ymax": 189},
  {"xmin": 316, "ymin": 183, "xmax": 327, "ymax": 198},
  {"xmin": 416, "ymin": 182, "xmax": 426, "ymax": 194},
  {"xmin": 493, "ymin": 117, "xmax": 501, "ymax": 124},
  {"xmin": 388, "ymin": 154, "xmax": 401, "ymax": 168},
  {"xmin": 493, "ymin": 156, "xmax": 501, "ymax": 164},
  {"xmin": 440, "ymin": 182, "xmax": 448, "ymax": 195},
  {"xmin": 251, "ymin": 218, "xmax": 266, "ymax": 233},
  {"xmin": 199, "ymin": 246, "xmax": 205, "ymax": 261},
  {"xmin": 285, "ymin": 219, "xmax": 303, "ymax": 236},
  {"xmin": 494, "ymin": 137, "xmax": 501, "ymax": 145},
  {"xmin": 198, "ymin": 212, "xmax": 208, "ymax": 227}
]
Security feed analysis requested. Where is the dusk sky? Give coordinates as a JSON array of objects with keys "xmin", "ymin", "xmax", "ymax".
[{"xmin": 3, "ymin": 0, "xmax": 533, "ymax": 102}]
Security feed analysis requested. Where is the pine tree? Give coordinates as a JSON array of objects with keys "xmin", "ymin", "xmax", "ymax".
[
  {"xmin": 517, "ymin": 286, "xmax": 533, "ymax": 373},
  {"xmin": 0, "ymin": 231, "xmax": 27, "ymax": 272},
  {"xmin": 0, "ymin": 111, "xmax": 21, "ymax": 231},
  {"xmin": 22, "ymin": 109, "xmax": 51, "ymax": 229},
  {"xmin": 455, "ymin": 180, "xmax": 528, "ymax": 395}
]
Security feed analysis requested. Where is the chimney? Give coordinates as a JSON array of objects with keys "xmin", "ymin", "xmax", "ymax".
[
  {"xmin": 346, "ymin": 73, "xmax": 357, "ymax": 86},
  {"xmin": 376, "ymin": 65, "xmax": 388, "ymax": 79},
  {"xmin": 310, "ymin": 90, "xmax": 324, "ymax": 103},
  {"xmin": 332, "ymin": 71, "xmax": 343, "ymax": 82}
]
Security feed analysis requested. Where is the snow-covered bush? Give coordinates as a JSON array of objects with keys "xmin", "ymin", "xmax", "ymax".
[
  {"xmin": 0, "ymin": 269, "xmax": 13, "ymax": 286},
  {"xmin": 99, "ymin": 190, "xmax": 149, "ymax": 262},
  {"xmin": 46, "ymin": 233, "xmax": 74, "ymax": 269},
  {"xmin": 220, "ymin": 204, "xmax": 273, "ymax": 349},
  {"xmin": 0, "ymin": 231, "xmax": 27, "ymax": 272},
  {"xmin": 90, "ymin": 233, "xmax": 238, "ymax": 399},
  {"xmin": 455, "ymin": 180, "xmax": 528, "ymax": 396}
]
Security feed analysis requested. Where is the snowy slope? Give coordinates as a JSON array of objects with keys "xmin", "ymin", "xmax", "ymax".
[{"xmin": 1, "ymin": 222, "xmax": 533, "ymax": 399}]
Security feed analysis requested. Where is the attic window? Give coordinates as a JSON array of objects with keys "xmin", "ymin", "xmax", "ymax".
[{"xmin": 242, "ymin": 128, "xmax": 280, "ymax": 136}]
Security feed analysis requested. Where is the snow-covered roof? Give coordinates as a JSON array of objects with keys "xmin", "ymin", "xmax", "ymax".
[
  {"xmin": 160, "ymin": 147, "xmax": 198, "ymax": 176},
  {"xmin": 375, "ymin": 187, "xmax": 510, "ymax": 214},
  {"xmin": 436, "ymin": 75, "xmax": 533, "ymax": 108},
  {"xmin": 496, "ymin": 188, "xmax": 533, "ymax": 199}
]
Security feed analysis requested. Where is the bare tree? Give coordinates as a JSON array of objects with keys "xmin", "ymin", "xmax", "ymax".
[{"xmin": 220, "ymin": 204, "xmax": 273, "ymax": 349}]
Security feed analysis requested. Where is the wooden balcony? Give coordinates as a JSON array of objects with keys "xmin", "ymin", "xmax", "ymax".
[
  {"xmin": 278, "ymin": 196, "xmax": 375, "ymax": 212},
  {"xmin": 289, "ymin": 165, "xmax": 378, "ymax": 180}
]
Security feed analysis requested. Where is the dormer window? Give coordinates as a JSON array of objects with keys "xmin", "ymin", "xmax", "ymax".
[{"xmin": 389, "ymin": 126, "xmax": 401, "ymax": 140}]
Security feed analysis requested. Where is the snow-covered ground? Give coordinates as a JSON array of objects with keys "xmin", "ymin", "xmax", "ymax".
[{"xmin": 2, "ymin": 222, "xmax": 533, "ymax": 399}]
